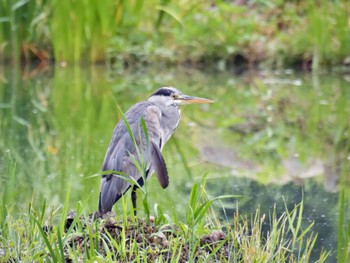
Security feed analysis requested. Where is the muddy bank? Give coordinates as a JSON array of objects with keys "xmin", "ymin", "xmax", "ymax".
[{"xmin": 63, "ymin": 211, "xmax": 231, "ymax": 262}]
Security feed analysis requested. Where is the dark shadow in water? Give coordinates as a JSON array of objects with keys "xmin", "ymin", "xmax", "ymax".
[{"xmin": 207, "ymin": 176, "xmax": 338, "ymax": 262}]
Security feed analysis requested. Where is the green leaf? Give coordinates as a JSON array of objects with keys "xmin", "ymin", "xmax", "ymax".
[
  {"xmin": 143, "ymin": 194, "xmax": 150, "ymax": 217},
  {"xmin": 33, "ymin": 217, "xmax": 58, "ymax": 262},
  {"xmin": 11, "ymin": 0, "xmax": 29, "ymax": 11},
  {"xmin": 156, "ymin": 5, "xmax": 184, "ymax": 27}
]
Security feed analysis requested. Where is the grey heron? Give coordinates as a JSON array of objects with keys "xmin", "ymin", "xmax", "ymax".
[{"xmin": 98, "ymin": 87, "xmax": 213, "ymax": 215}]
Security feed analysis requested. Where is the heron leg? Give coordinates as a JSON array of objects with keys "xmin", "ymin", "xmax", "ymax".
[{"xmin": 131, "ymin": 185, "xmax": 138, "ymax": 216}]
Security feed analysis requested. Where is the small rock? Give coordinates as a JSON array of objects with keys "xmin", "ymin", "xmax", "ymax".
[
  {"xmin": 150, "ymin": 232, "xmax": 168, "ymax": 247},
  {"xmin": 210, "ymin": 230, "xmax": 226, "ymax": 241},
  {"xmin": 343, "ymin": 56, "xmax": 350, "ymax": 65}
]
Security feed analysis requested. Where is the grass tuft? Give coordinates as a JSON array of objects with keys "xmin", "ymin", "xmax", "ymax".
[{"xmin": 0, "ymin": 181, "xmax": 330, "ymax": 262}]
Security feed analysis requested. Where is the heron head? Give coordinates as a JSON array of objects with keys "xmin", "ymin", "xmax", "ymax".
[{"xmin": 148, "ymin": 87, "xmax": 213, "ymax": 106}]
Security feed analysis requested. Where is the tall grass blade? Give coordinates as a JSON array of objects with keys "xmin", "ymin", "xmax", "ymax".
[
  {"xmin": 0, "ymin": 192, "xmax": 8, "ymax": 237},
  {"xmin": 59, "ymin": 183, "xmax": 71, "ymax": 234},
  {"xmin": 39, "ymin": 198, "xmax": 46, "ymax": 223},
  {"xmin": 337, "ymin": 190, "xmax": 349, "ymax": 263},
  {"xmin": 140, "ymin": 117, "xmax": 149, "ymax": 145},
  {"xmin": 143, "ymin": 194, "xmax": 150, "ymax": 218},
  {"xmin": 57, "ymin": 229, "xmax": 65, "ymax": 261},
  {"xmin": 33, "ymin": 217, "xmax": 58, "ymax": 262},
  {"xmin": 11, "ymin": 0, "xmax": 30, "ymax": 11},
  {"xmin": 116, "ymin": 104, "xmax": 140, "ymax": 158}
]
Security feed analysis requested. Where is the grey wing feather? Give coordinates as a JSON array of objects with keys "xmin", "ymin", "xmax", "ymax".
[
  {"xmin": 151, "ymin": 140, "xmax": 169, "ymax": 188},
  {"xmin": 99, "ymin": 138, "xmax": 130, "ymax": 213},
  {"xmin": 144, "ymin": 105, "xmax": 169, "ymax": 188}
]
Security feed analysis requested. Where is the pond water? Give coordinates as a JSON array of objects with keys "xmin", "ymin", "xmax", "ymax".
[{"xmin": 0, "ymin": 64, "xmax": 349, "ymax": 262}]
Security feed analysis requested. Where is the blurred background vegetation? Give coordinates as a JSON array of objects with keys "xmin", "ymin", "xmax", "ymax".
[{"xmin": 0, "ymin": 0, "xmax": 349, "ymax": 70}]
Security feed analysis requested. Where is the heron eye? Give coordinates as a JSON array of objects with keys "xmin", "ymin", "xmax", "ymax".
[{"xmin": 171, "ymin": 94, "xmax": 177, "ymax": 99}]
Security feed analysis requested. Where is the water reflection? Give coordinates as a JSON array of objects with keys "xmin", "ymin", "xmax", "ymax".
[
  {"xmin": 206, "ymin": 175, "xmax": 338, "ymax": 261},
  {"xmin": 0, "ymin": 65, "xmax": 349, "ymax": 262},
  {"xmin": 201, "ymin": 141, "xmax": 340, "ymax": 192}
]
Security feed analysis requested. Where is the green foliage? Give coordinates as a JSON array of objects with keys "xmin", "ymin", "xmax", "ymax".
[
  {"xmin": 0, "ymin": 0, "xmax": 30, "ymax": 62},
  {"xmin": 0, "ymin": 191, "xmax": 329, "ymax": 262},
  {"xmin": 0, "ymin": 0, "xmax": 349, "ymax": 67},
  {"xmin": 337, "ymin": 191, "xmax": 350, "ymax": 263},
  {"xmin": 268, "ymin": 0, "xmax": 350, "ymax": 69},
  {"xmin": 50, "ymin": 0, "xmax": 120, "ymax": 63},
  {"xmin": 186, "ymin": 177, "xmax": 237, "ymax": 230},
  {"xmin": 229, "ymin": 202, "xmax": 330, "ymax": 262}
]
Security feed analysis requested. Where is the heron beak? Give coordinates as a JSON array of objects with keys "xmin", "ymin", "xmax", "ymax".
[{"xmin": 178, "ymin": 95, "xmax": 214, "ymax": 104}]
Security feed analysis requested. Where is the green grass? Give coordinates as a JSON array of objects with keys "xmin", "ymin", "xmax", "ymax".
[
  {"xmin": 0, "ymin": 176, "xmax": 332, "ymax": 262},
  {"xmin": 337, "ymin": 191, "xmax": 350, "ymax": 263}
]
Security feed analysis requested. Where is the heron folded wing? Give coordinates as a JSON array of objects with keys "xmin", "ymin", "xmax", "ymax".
[{"xmin": 151, "ymin": 140, "xmax": 169, "ymax": 188}]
